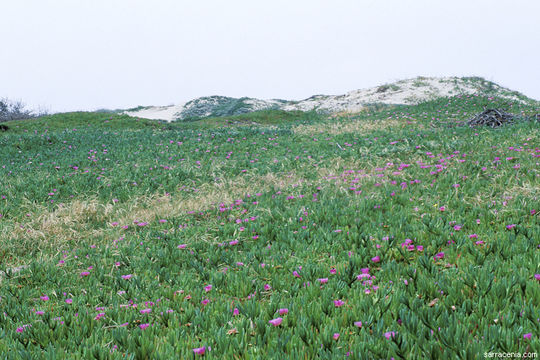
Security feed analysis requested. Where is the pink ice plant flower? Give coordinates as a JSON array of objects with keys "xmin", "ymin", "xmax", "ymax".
[
  {"xmin": 333, "ymin": 333, "xmax": 340, "ymax": 340},
  {"xmin": 278, "ymin": 308, "xmax": 288, "ymax": 315},
  {"xmin": 334, "ymin": 299, "xmax": 345, "ymax": 307},
  {"xmin": 371, "ymin": 256, "xmax": 380, "ymax": 263},
  {"xmin": 193, "ymin": 346, "xmax": 206, "ymax": 355},
  {"xmin": 269, "ymin": 317, "xmax": 283, "ymax": 326},
  {"xmin": 434, "ymin": 252, "xmax": 445, "ymax": 260},
  {"xmin": 317, "ymin": 278, "xmax": 328, "ymax": 284},
  {"xmin": 384, "ymin": 331, "xmax": 396, "ymax": 340},
  {"xmin": 354, "ymin": 321, "xmax": 362, "ymax": 328}
]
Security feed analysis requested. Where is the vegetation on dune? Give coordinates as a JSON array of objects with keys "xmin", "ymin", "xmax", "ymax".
[
  {"xmin": 0, "ymin": 94, "xmax": 538, "ymax": 358},
  {"xmin": 179, "ymin": 96, "xmax": 287, "ymax": 121}
]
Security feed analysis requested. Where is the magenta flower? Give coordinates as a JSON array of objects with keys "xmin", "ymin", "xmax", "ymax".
[
  {"xmin": 416, "ymin": 245, "xmax": 424, "ymax": 252},
  {"xmin": 139, "ymin": 323, "xmax": 150, "ymax": 330},
  {"xmin": 293, "ymin": 271, "xmax": 301, "ymax": 278},
  {"xmin": 16, "ymin": 327, "xmax": 25, "ymax": 333},
  {"xmin": 434, "ymin": 252, "xmax": 445, "ymax": 260},
  {"xmin": 330, "ymin": 268, "xmax": 337, "ymax": 274},
  {"xmin": 121, "ymin": 274, "xmax": 132, "ymax": 280},
  {"xmin": 36, "ymin": 311, "xmax": 44, "ymax": 315},
  {"xmin": 278, "ymin": 308, "xmax": 288, "ymax": 315},
  {"xmin": 371, "ymin": 256, "xmax": 380, "ymax": 263},
  {"xmin": 140, "ymin": 308, "xmax": 151, "ymax": 314},
  {"xmin": 354, "ymin": 321, "xmax": 362, "ymax": 328},
  {"xmin": 317, "ymin": 278, "xmax": 328, "ymax": 284},
  {"xmin": 384, "ymin": 331, "xmax": 396, "ymax": 340},
  {"xmin": 523, "ymin": 333, "xmax": 532, "ymax": 340},
  {"xmin": 233, "ymin": 308, "xmax": 239, "ymax": 316},
  {"xmin": 269, "ymin": 317, "xmax": 283, "ymax": 326},
  {"xmin": 334, "ymin": 299, "xmax": 345, "ymax": 307},
  {"xmin": 65, "ymin": 298, "xmax": 73, "ymax": 304},
  {"xmin": 204, "ymin": 285, "xmax": 212, "ymax": 292},
  {"xmin": 506, "ymin": 224, "xmax": 516, "ymax": 230},
  {"xmin": 193, "ymin": 347, "xmax": 206, "ymax": 355},
  {"xmin": 201, "ymin": 299, "xmax": 210, "ymax": 305},
  {"xmin": 534, "ymin": 274, "xmax": 540, "ymax": 281},
  {"xmin": 80, "ymin": 271, "xmax": 90, "ymax": 277},
  {"xmin": 333, "ymin": 333, "xmax": 340, "ymax": 340},
  {"xmin": 357, "ymin": 273, "xmax": 370, "ymax": 280},
  {"xmin": 40, "ymin": 295, "xmax": 49, "ymax": 301},
  {"xmin": 264, "ymin": 284, "xmax": 271, "ymax": 291},
  {"xmin": 177, "ymin": 244, "xmax": 187, "ymax": 249},
  {"xmin": 229, "ymin": 240, "xmax": 239, "ymax": 246}
]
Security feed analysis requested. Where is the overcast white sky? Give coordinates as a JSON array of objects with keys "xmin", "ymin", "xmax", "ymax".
[{"xmin": 1, "ymin": 0, "xmax": 539, "ymax": 113}]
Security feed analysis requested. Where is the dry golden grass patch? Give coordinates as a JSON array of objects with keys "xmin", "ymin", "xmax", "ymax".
[
  {"xmin": 461, "ymin": 178, "xmax": 537, "ymax": 210},
  {"xmin": 5, "ymin": 199, "xmax": 112, "ymax": 244},
  {"xmin": 116, "ymin": 170, "xmax": 306, "ymax": 225},
  {"xmin": 0, "ymin": 199, "xmax": 113, "ymax": 266},
  {"xmin": 1, "ymin": 170, "xmax": 308, "ymax": 263},
  {"xmin": 292, "ymin": 117, "xmax": 409, "ymax": 136},
  {"xmin": 503, "ymin": 181, "xmax": 538, "ymax": 200}
]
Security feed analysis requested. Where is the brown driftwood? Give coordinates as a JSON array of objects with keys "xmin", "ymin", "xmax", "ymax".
[{"xmin": 467, "ymin": 109, "xmax": 515, "ymax": 128}]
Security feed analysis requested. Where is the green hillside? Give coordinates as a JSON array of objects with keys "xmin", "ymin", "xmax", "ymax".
[{"xmin": 0, "ymin": 94, "xmax": 538, "ymax": 358}]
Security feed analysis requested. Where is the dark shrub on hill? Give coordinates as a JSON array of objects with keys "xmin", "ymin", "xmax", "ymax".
[{"xmin": 0, "ymin": 98, "xmax": 46, "ymax": 122}]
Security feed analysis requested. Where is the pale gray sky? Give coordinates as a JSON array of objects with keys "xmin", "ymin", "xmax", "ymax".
[{"xmin": 2, "ymin": 0, "xmax": 539, "ymax": 112}]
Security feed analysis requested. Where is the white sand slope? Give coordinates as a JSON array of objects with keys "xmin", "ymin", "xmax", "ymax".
[
  {"xmin": 123, "ymin": 77, "xmax": 531, "ymax": 122},
  {"xmin": 124, "ymin": 103, "xmax": 185, "ymax": 121}
]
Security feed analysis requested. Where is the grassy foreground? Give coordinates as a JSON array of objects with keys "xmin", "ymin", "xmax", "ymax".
[{"xmin": 0, "ymin": 96, "xmax": 539, "ymax": 359}]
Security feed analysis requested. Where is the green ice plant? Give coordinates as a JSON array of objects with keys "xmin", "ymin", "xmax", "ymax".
[{"xmin": 0, "ymin": 94, "xmax": 538, "ymax": 358}]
